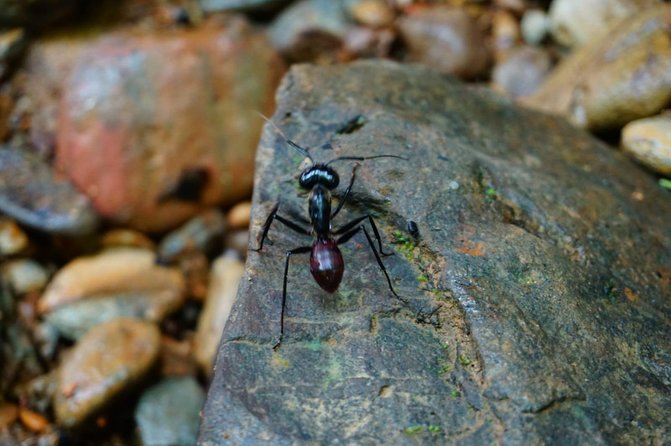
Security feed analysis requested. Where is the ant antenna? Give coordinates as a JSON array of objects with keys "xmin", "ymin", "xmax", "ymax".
[
  {"xmin": 257, "ymin": 112, "xmax": 314, "ymax": 163},
  {"xmin": 326, "ymin": 154, "xmax": 408, "ymax": 166}
]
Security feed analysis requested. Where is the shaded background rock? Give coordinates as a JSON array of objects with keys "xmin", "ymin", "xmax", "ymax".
[
  {"xmin": 0, "ymin": 146, "xmax": 99, "ymax": 235},
  {"xmin": 268, "ymin": 0, "xmax": 350, "ymax": 63},
  {"xmin": 492, "ymin": 45, "xmax": 553, "ymax": 97},
  {"xmin": 200, "ymin": 61, "xmax": 671, "ymax": 445},
  {"xmin": 398, "ymin": 6, "xmax": 491, "ymax": 79}
]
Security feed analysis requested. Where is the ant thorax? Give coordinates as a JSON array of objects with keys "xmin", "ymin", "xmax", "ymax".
[{"xmin": 308, "ymin": 184, "xmax": 332, "ymax": 237}]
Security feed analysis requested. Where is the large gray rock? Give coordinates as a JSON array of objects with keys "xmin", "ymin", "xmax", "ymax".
[{"xmin": 199, "ymin": 61, "xmax": 671, "ymax": 445}]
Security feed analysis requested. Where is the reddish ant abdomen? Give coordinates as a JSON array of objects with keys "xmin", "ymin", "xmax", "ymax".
[{"xmin": 310, "ymin": 238, "xmax": 344, "ymax": 293}]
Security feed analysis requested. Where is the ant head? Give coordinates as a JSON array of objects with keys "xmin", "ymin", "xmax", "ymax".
[{"xmin": 299, "ymin": 164, "xmax": 340, "ymax": 190}]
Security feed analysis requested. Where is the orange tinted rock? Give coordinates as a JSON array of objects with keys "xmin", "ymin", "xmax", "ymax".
[
  {"xmin": 18, "ymin": 408, "xmax": 49, "ymax": 433},
  {"xmin": 226, "ymin": 201, "xmax": 251, "ymax": 229}
]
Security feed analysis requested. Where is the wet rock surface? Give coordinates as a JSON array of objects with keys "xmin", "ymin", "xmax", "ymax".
[{"xmin": 200, "ymin": 61, "xmax": 671, "ymax": 445}]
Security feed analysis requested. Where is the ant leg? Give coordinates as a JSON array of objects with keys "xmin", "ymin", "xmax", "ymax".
[
  {"xmin": 251, "ymin": 202, "xmax": 311, "ymax": 252},
  {"xmin": 334, "ymin": 214, "xmax": 394, "ymax": 256},
  {"xmin": 274, "ymin": 245, "xmax": 312, "ymax": 350},
  {"xmin": 337, "ymin": 226, "xmax": 401, "ymax": 299},
  {"xmin": 331, "ymin": 164, "xmax": 360, "ymax": 219}
]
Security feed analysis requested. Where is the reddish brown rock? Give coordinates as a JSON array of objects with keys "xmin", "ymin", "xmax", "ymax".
[
  {"xmin": 398, "ymin": 6, "xmax": 491, "ymax": 79},
  {"xmin": 30, "ymin": 17, "xmax": 283, "ymax": 232}
]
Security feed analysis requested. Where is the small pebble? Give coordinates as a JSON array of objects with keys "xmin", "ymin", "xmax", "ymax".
[
  {"xmin": 622, "ymin": 114, "xmax": 671, "ymax": 175},
  {"xmin": 521, "ymin": 9, "xmax": 550, "ymax": 45},
  {"xmin": 3, "ymin": 259, "xmax": 49, "ymax": 294},
  {"xmin": 491, "ymin": 9, "xmax": 520, "ymax": 60},
  {"xmin": 493, "ymin": 0, "xmax": 526, "ymax": 14},
  {"xmin": 492, "ymin": 46, "xmax": 552, "ymax": 97},
  {"xmin": 100, "ymin": 229, "xmax": 155, "ymax": 251},
  {"xmin": 348, "ymin": 0, "xmax": 395, "ymax": 28},
  {"xmin": 39, "ymin": 247, "xmax": 184, "ymax": 314},
  {"xmin": 135, "ymin": 377, "xmax": 205, "ymax": 446},
  {"xmin": 194, "ymin": 255, "xmax": 245, "ymax": 375},
  {"xmin": 449, "ymin": 181, "xmax": 460, "ymax": 190},
  {"xmin": 158, "ymin": 209, "xmax": 226, "ymax": 264},
  {"xmin": 225, "ymin": 229, "xmax": 250, "ymax": 256},
  {"xmin": 0, "ymin": 218, "xmax": 28, "ymax": 255},
  {"xmin": 18, "ymin": 408, "xmax": 49, "ymax": 433},
  {"xmin": 226, "ymin": 201, "xmax": 251, "ymax": 229},
  {"xmin": 54, "ymin": 318, "xmax": 161, "ymax": 427},
  {"xmin": 269, "ymin": 0, "xmax": 350, "ymax": 62},
  {"xmin": 160, "ymin": 336, "xmax": 197, "ymax": 377}
]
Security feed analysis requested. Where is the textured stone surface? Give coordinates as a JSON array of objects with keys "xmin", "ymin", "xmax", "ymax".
[{"xmin": 200, "ymin": 61, "xmax": 671, "ymax": 444}]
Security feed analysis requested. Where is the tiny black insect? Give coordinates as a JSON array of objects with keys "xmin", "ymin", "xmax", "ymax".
[{"xmin": 252, "ymin": 117, "xmax": 406, "ymax": 349}]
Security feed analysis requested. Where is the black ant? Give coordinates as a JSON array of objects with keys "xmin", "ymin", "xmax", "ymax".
[{"xmin": 251, "ymin": 117, "xmax": 406, "ymax": 349}]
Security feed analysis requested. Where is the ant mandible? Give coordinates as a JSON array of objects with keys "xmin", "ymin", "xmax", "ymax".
[{"xmin": 251, "ymin": 117, "xmax": 406, "ymax": 349}]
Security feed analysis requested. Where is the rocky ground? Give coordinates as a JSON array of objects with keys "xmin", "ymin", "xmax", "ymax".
[{"xmin": 0, "ymin": 0, "xmax": 670, "ymax": 445}]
